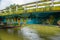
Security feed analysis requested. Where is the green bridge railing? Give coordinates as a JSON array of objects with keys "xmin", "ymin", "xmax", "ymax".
[{"xmin": 0, "ymin": 1, "xmax": 60, "ymax": 16}]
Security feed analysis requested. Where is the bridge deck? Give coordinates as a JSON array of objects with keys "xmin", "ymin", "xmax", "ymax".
[{"xmin": 0, "ymin": 1, "xmax": 60, "ymax": 16}]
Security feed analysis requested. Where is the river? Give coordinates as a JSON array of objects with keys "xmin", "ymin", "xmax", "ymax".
[{"xmin": 0, "ymin": 27, "xmax": 42, "ymax": 40}]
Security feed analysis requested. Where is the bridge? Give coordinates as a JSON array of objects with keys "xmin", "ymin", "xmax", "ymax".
[
  {"xmin": 0, "ymin": 0, "xmax": 60, "ymax": 26},
  {"xmin": 0, "ymin": 0, "xmax": 60, "ymax": 16}
]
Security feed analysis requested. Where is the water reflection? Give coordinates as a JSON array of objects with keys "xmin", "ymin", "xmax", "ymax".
[
  {"xmin": 0, "ymin": 27, "xmax": 42, "ymax": 40},
  {"xmin": 0, "ymin": 29, "xmax": 23, "ymax": 40}
]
